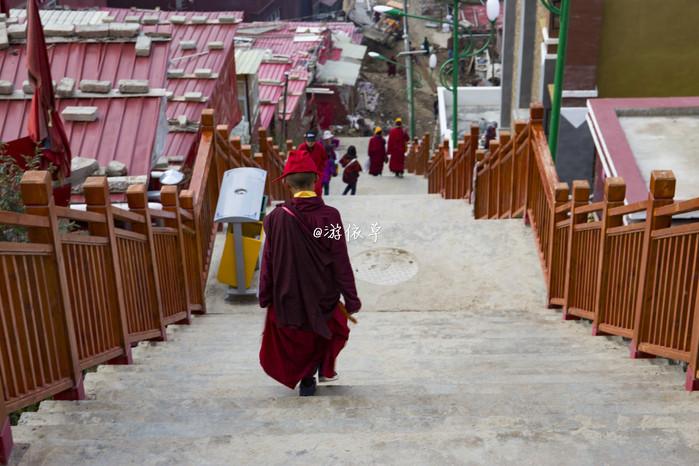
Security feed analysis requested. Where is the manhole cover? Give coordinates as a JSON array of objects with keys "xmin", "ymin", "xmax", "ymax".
[{"xmin": 352, "ymin": 248, "xmax": 418, "ymax": 285}]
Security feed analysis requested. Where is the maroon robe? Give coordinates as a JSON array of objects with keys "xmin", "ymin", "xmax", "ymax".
[
  {"xmin": 258, "ymin": 196, "xmax": 361, "ymax": 388},
  {"xmin": 387, "ymin": 127, "xmax": 409, "ymax": 173},
  {"xmin": 368, "ymin": 135, "xmax": 386, "ymax": 175},
  {"xmin": 298, "ymin": 142, "xmax": 328, "ymax": 196}
]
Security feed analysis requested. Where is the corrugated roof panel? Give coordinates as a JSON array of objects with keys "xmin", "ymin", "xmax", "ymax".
[
  {"xmin": 259, "ymin": 105, "xmax": 276, "ymax": 129},
  {"xmin": 259, "ymin": 84, "xmax": 283, "ymax": 103},
  {"xmin": 0, "ymin": 96, "xmax": 164, "ymax": 176},
  {"xmin": 101, "ymin": 8, "xmax": 243, "ymax": 155},
  {"xmin": 11, "ymin": 8, "xmax": 109, "ymax": 25},
  {"xmin": 235, "ymin": 49, "xmax": 269, "ymax": 75},
  {"xmin": 257, "ymin": 62, "xmax": 289, "ymax": 82},
  {"xmin": 0, "ymin": 41, "xmax": 170, "ymax": 90}
]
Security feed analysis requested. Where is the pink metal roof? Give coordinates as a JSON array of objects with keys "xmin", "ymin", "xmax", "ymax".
[
  {"xmin": 259, "ymin": 106, "xmax": 276, "ymax": 129},
  {"xmin": 238, "ymin": 21, "xmax": 361, "ymax": 128},
  {"xmin": 100, "ymin": 8, "xmax": 244, "ymax": 158},
  {"xmin": 0, "ymin": 41, "xmax": 169, "ymax": 90},
  {"xmin": 0, "ymin": 96, "xmax": 164, "ymax": 177}
]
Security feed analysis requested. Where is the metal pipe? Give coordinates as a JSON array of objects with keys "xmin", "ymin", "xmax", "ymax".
[
  {"xmin": 547, "ymin": 0, "xmax": 569, "ymax": 161},
  {"xmin": 452, "ymin": 0, "xmax": 459, "ymax": 150},
  {"xmin": 281, "ymin": 72, "xmax": 289, "ymax": 146}
]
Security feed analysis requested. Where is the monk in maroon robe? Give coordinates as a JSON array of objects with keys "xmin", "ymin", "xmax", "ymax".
[
  {"xmin": 259, "ymin": 151, "xmax": 361, "ymax": 396},
  {"xmin": 297, "ymin": 130, "xmax": 328, "ymax": 197},
  {"xmin": 387, "ymin": 118, "xmax": 409, "ymax": 177},
  {"xmin": 368, "ymin": 127, "xmax": 387, "ymax": 176}
]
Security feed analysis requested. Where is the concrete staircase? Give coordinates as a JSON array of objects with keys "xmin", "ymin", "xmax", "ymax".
[{"xmin": 10, "ymin": 172, "xmax": 699, "ymax": 464}]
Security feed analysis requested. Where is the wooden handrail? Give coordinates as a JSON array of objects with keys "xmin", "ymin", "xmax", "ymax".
[
  {"xmin": 468, "ymin": 103, "xmax": 699, "ymax": 390},
  {"xmin": 112, "ymin": 206, "xmax": 146, "ymax": 224},
  {"xmin": 54, "ymin": 206, "xmax": 107, "ymax": 224},
  {"xmin": 654, "ymin": 197, "xmax": 699, "ymax": 217},
  {"xmin": 607, "ymin": 200, "xmax": 647, "ymax": 217},
  {"xmin": 575, "ymin": 201, "xmax": 605, "ymax": 215},
  {"xmin": 0, "ymin": 211, "xmax": 50, "ymax": 228}
]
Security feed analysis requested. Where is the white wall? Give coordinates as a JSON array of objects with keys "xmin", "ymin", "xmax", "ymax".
[{"xmin": 438, "ymin": 86, "xmax": 502, "ymax": 152}]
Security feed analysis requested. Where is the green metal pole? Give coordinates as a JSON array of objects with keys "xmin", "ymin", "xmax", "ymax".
[
  {"xmin": 451, "ymin": 0, "xmax": 459, "ymax": 150},
  {"xmin": 548, "ymin": 0, "xmax": 569, "ymax": 161},
  {"xmin": 403, "ymin": 0, "xmax": 415, "ymax": 139}
]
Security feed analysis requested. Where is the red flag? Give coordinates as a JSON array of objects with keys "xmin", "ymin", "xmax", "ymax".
[{"xmin": 26, "ymin": 0, "xmax": 72, "ymax": 205}]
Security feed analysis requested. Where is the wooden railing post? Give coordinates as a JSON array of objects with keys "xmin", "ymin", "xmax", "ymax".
[
  {"xmin": 465, "ymin": 125, "xmax": 479, "ymax": 201},
  {"xmin": 126, "ymin": 184, "xmax": 167, "ymax": 341},
  {"xmin": 216, "ymin": 125, "xmax": 232, "ymax": 176},
  {"xmin": 231, "ymin": 137, "xmax": 243, "ymax": 166},
  {"xmin": 417, "ymin": 133, "xmax": 429, "ymax": 176},
  {"xmin": 83, "ymin": 177, "xmax": 133, "ymax": 365},
  {"xmin": 486, "ymin": 141, "xmax": 500, "ymax": 218},
  {"xmin": 546, "ymin": 182, "xmax": 569, "ymax": 306},
  {"xmin": 0, "ymin": 395, "xmax": 12, "ymax": 464},
  {"xmin": 161, "ymin": 186, "xmax": 193, "ymax": 325},
  {"xmin": 200, "ymin": 110, "xmax": 218, "ymax": 194},
  {"xmin": 20, "ymin": 171, "xmax": 85, "ymax": 400},
  {"xmin": 511, "ymin": 120, "xmax": 528, "ymax": 216},
  {"xmin": 630, "ymin": 170, "xmax": 676, "ymax": 359},
  {"xmin": 592, "ymin": 177, "xmax": 626, "ymax": 336},
  {"xmin": 524, "ymin": 104, "xmax": 545, "ymax": 225},
  {"xmin": 179, "ymin": 189, "xmax": 206, "ymax": 314},
  {"xmin": 495, "ymin": 132, "xmax": 511, "ymax": 218},
  {"xmin": 562, "ymin": 180, "xmax": 590, "ymax": 320}
]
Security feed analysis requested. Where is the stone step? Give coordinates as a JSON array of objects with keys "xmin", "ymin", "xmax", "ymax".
[
  {"xmin": 24, "ymin": 390, "xmax": 699, "ymax": 427},
  {"xmin": 15, "ymin": 408, "xmax": 699, "ymax": 443},
  {"xmin": 16, "ymin": 427, "xmax": 699, "ymax": 466},
  {"xmin": 94, "ymin": 352, "xmax": 672, "ymax": 375}
]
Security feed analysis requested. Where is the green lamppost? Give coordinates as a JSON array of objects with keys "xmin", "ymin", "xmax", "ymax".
[
  {"xmin": 539, "ymin": 0, "xmax": 569, "ymax": 161},
  {"xmin": 374, "ymin": 1, "xmax": 499, "ymax": 152}
]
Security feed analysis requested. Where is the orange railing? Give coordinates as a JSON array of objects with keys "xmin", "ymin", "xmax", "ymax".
[
  {"xmin": 258, "ymin": 129, "xmax": 290, "ymax": 203},
  {"xmin": 407, "ymin": 133, "xmax": 431, "ymax": 176},
  {"xmin": 470, "ymin": 103, "xmax": 699, "ymax": 391},
  {"xmin": 427, "ymin": 130, "xmax": 478, "ymax": 201},
  {"xmin": 0, "ymin": 109, "xmax": 240, "ymax": 462}
]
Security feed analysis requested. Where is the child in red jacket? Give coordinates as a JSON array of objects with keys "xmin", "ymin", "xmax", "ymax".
[{"xmin": 339, "ymin": 146, "xmax": 362, "ymax": 196}]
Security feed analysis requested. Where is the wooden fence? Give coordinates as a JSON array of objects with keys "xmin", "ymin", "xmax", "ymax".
[
  {"xmin": 406, "ymin": 133, "xmax": 430, "ymax": 176},
  {"xmin": 466, "ymin": 103, "xmax": 699, "ymax": 391},
  {"xmin": 426, "ymin": 128, "xmax": 479, "ymax": 201},
  {"xmin": 0, "ymin": 109, "xmax": 263, "ymax": 463}
]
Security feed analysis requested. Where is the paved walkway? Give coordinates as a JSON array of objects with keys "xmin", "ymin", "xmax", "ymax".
[{"xmin": 10, "ymin": 164, "xmax": 699, "ymax": 464}]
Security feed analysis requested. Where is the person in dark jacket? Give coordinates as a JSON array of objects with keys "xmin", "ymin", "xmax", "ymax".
[
  {"xmin": 259, "ymin": 151, "xmax": 361, "ymax": 397},
  {"xmin": 298, "ymin": 130, "xmax": 328, "ymax": 197},
  {"xmin": 340, "ymin": 146, "xmax": 362, "ymax": 195}
]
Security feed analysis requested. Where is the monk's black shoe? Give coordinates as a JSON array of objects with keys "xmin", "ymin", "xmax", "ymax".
[{"xmin": 299, "ymin": 376, "xmax": 317, "ymax": 396}]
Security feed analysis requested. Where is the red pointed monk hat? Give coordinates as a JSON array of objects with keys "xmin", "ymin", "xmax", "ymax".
[{"xmin": 273, "ymin": 150, "xmax": 319, "ymax": 182}]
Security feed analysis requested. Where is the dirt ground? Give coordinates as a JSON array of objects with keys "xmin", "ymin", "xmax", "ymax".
[
  {"xmin": 345, "ymin": 0, "xmax": 496, "ymax": 142},
  {"xmin": 358, "ymin": 50, "xmax": 442, "ymax": 140}
]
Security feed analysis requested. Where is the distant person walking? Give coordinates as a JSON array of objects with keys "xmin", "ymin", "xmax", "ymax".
[
  {"xmin": 367, "ymin": 127, "xmax": 387, "ymax": 176},
  {"xmin": 387, "ymin": 118, "xmax": 409, "ymax": 178},
  {"xmin": 340, "ymin": 146, "xmax": 362, "ymax": 195},
  {"xmin": 298, "ymin": 130, "xmax": 327, "ymax": 196},
  {"xmin": 320, "ymin": 130, "xmax": 339, "ymax": 195},
  {"xmin": 484, "ymin": 123, "xmax": 497, "ymax": 150},
  {"xmin": 387, "ymin": 54, "xmax": 397, "ymax": 77}
]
